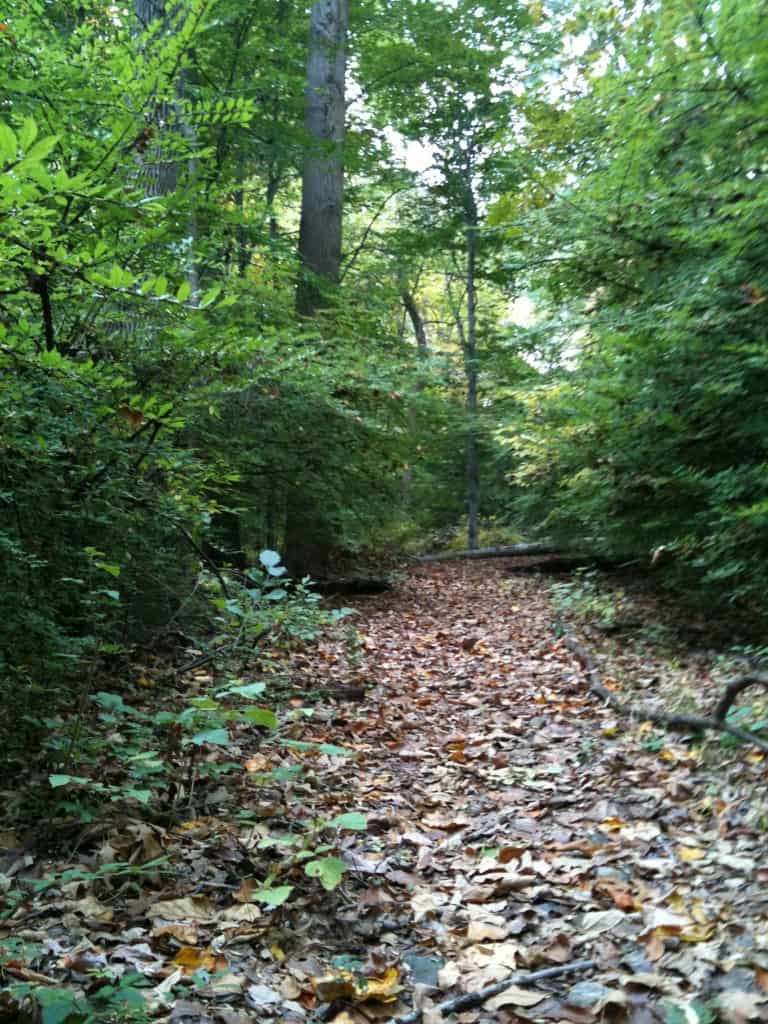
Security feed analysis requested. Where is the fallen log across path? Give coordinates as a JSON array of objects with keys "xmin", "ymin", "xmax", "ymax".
[{"xmin": 417, "ymin": 542, "xmax": 567, "ymax": 562}]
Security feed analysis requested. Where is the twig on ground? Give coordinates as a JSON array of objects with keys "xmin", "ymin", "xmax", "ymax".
[
  {"xmin": 387, "ymin": 958, "xmax": 597, "ymax": 1024},
  {"xmin": 1, "ymin": 964, "xmax": 61, "ymax": 985},
  {"xmin": 563, "ymin": 636, "xmax": 768, "ymax": 754}
]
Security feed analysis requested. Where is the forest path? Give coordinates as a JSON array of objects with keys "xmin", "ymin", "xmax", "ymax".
[
  {"xmin": 289, "ymin": 558, "xmax": 768, "ymax": 1023},
  {"xmin": 3, "ymin": 561, "xmax": 766, "ymax": 1024}
]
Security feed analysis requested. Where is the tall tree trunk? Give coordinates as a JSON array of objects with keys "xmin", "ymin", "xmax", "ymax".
[
  {"xmin": 465, "ymin": 219, "xmax": 480, "ymax": 551},
  {"xmin": 296, "ymin": 0, "xmax": 348, "ymax": 317},
  {"xmin": 134, "ymin": 0, "xmax": 179, "ymax": 199},
  {"xmin": 285, "ymin": 0, "xmax": 348, "ymax": 575}
]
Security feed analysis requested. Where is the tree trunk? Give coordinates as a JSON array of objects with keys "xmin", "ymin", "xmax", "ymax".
[
  {"xmin": 134, "ymin": 1, "xmax": 179, "ymax": 198},
  {"xmin": 401, "ymin": 287, "xmax": 429, "ymax": 499},
  {"xmin": 464, "ymin": 204, "xmax": 480, "ymax": 551},
  {"xmin": 402, "ymin": 289, "xmax": 429, "ymax": 358},
  {"xmin": 296, "ymin": 0, "xmax": 348, "ymax": 317},
  {"xmin": 286, "ymin": 0, "xmax": 348, "ymax": 575}
]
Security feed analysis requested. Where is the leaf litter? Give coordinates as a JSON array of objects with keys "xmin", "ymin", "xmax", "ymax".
[{"xmin": 1, "ymin": 558, "xmax": 768, "ymax": 1023}]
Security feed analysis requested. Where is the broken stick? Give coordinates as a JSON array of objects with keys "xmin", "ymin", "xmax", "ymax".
[
  {"xmin": 387, "ymin": 958, "xmax": 597, "ymax": 1024},
  {"xmin": 563, "ymin": 636, "xmax": 768, "ymax": 754}
]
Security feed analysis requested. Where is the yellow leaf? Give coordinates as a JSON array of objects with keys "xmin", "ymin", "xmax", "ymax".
[
  {"xmin": 667, "ymin": 891, "xmax": 686, "ymax": 913},
  {"xmin": 361, "ymin": 967, "xmax": 401, "ymax": 1001},
  {"xmin": 676, "ymin": 844, "xmax": 705, "ymax": 862},
  {"xmin": 312, "ymin": 967, "xmax": 401, "ymax": 1004},
  {"xmin": 681, "ymin": 923, "xmax": 716, "ymax": 943},
  {"xmin": 172, "ymin": 946, "xmax": 228, "ymax": 975},
  {"xmin": 0, "ymin": 830, "xmax": 18, "ymax": 849},
  {"xmin": 598, "ymin": 817, "xmax": 625, "ymax": 832},
  {"xmin": 312, "ymin": 970, "xmax": 357, "ymax": 1002}
]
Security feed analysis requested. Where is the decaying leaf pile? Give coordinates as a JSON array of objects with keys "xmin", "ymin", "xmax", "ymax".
[{"xmin": 2, "ymin": 559, "xmax": 768, "ymax": 1024}]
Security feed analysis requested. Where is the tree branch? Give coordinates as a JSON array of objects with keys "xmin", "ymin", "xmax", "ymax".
[
  {"xmin": 563, "ymin": 637, "xmax": 768, "ymax": 754},
  {"xmin": 387, "ymin": 958, "xmax": 597, "ymax": 1024}
]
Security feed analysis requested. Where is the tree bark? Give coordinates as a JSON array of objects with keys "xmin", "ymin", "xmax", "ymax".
[
  {"xmin": 286, "ymin": 0, "xmax": 348, "ymax": 575},
  {"xmin": 464, "ymin": 213, "xmax": 480, "ymax": 551},
  {"xmin": 296, "ymin": 0, "xmax": 348, "ymax": 317},
  {"xmin": 401, "ymin": 287, "xmax": 429, "ymax": 499},
  {"xmin": 134, "ymin": 1, "xmax": 180, "ymax": 198},
  {"xmin": 417, "ymin": 543, "xmax": 563, "ymax": 562},
  {"xmin": 402, "ymin": 289, "xmax": 429, "ymax": 357}
]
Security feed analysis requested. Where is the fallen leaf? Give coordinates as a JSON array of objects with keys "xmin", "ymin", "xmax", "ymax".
[
  {"xmin": 486, "ymin": 986, "xmax": 547, "ymax": 1010},
  {"xmin": 148, "ymin": 896, "xmax": 217, "ymax": 922}
]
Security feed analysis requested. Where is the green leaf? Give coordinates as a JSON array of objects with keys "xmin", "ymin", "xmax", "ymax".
[
  {"xmin": 199, "ymin": 284, "xmax": 221, "ymax": 307},
  {"xmin": 125, "ymin": 789, "xmax": 152, "ymax": 804},
  {"xmin": 35, "ymin": 986, "xmax": 83, "ymax": 1024},
  {"xmin": 96, "ymin": 561, "xmax": 120, "ymax": 577},
  {"xmin": 280, "ymin": 739, "xmax": 353, "ymax": 757},
  {"xmin": 242, "ymin": 707, "xmax": 278, "ymax": 728},
  {"xmin": 0, "ymin": 122, "xmax": 17, "ymax": 162},
  {"xmin": 92, "ymin": 691, "xmax": 128, "ymax": 712},
  {"xmin": 176, "ymin": 279, "xmax": 191, "ymax": 302},
  {"xmin": 217, "ymin": 681, "xmax": 266, "ymax": 699},
  {"xmin": 189, "ymin": 728, "xmax": 230, "ymax": 746},
  {"xmin": 189, "ymin": 696, "xmax": 220, "ymax": 710},
  {"xmin": 19, "ymin": 117, "xmax": 37, "ymax": 150},
  {"xmin": 154, "ymin": 275, "xmax": 168, "ymax": 296},
  {"xmin": 26, "ymin": 135, "xmax": 58, "ymax": 161},
  {"xmin": 49, "ymin": 774, "xmax": 76, "ymax": 788},
  {"xmin": 251, "ymin": 885, "xmax": 294, "ymax": 907},
  {"xmin": 663, "ymin": 1002, "xmax": 715, "ymax": 1024},
  {"xmin": 304, "ymin": 856, "xmax": 345, "ymax": 891},
  {"xmin": 259, "ymin": 549, "xmax": 282, "ymax": 569},
  {"xmin": 326, "ymin": 812, "xmax": 367, "ymax": 831}
]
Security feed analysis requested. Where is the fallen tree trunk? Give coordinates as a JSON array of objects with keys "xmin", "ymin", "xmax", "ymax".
[
  {"xmin": 417, "ymin": 543, "xmax": 566, "ymax": 563},
  {"xmin": 563, "ymin": 636, "xmax": 768, "ymax": 754}
]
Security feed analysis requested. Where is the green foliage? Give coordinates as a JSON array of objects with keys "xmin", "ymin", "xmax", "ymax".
[
  {"xmin": 499, "ymin": 0, "xmax": 768, "ymax": 609},
  {"xmin": 36, "ymin": 552, "xmax": 354, "ymax": 822},
  {"xmin": 252, "ymin": 809, "xmax": 368, "ymax": 900},
  {"xmin": 6, "ymin": 971, "xmax": 153, "ymax": 1023},
  {"xmin": 0, "ymin": 0, "xmax": 418, "ymax": 769},
  {"xmin": 550, "ymin": 570, "xmax": 626, "ymax": 628}
]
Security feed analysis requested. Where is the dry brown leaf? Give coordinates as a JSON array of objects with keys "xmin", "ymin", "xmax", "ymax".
[
  {"xmin": 148, "ymin": 896, "xmax": 217, "ymax": 922},
  {"xmin": 467, "ymin": 921, "xmax": 509, "ymax": 942},
  {"xmin": 485, "ymin": 986, "xmax": 547, "ymax": 1010},
  {"xmin": 152, "ymin": 922, "xmax": 199, "ymax": 945}
]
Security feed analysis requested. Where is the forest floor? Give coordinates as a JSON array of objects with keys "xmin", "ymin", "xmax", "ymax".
[{"xmin": 2, "ymin": 558, "xmax": 768, "ymax": 1024}]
